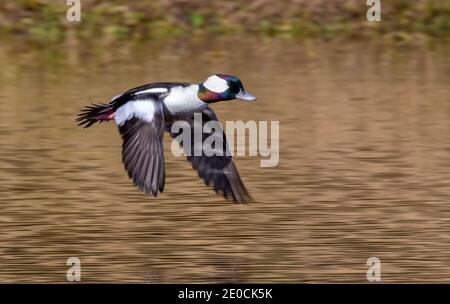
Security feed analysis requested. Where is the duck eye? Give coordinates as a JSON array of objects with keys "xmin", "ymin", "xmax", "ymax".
[{"xmin": 227, "ymin": 81, "xmax": 232, "ymax": 87}]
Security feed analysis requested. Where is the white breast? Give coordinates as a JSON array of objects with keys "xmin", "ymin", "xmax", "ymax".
[{"xmin": 164, "ymin": 85, "xmax": 207, "ymax": 117}]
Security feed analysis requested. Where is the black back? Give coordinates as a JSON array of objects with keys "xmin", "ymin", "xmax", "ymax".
[{"xmin": 111, "ymin": 82, "xmax": 191, "ymax": 110}]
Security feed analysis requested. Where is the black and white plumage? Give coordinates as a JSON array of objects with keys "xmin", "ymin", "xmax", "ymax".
[{"xmin": 77, "ymin": 74, "xmax": 256, "ymax": 203}]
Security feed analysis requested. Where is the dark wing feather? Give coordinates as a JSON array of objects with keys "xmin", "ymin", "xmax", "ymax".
[
  {"xmin": 167, "ymin": 108, "xmax": 252, "ymax": 203},
  {"xmin": 119, "ymin": 109, "xmax": 165, "ymax": 197}
]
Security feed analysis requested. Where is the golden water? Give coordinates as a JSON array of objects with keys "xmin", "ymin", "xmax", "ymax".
[{"xmin": 0, "ymin": 37, "xmax": 449, "ymax": 282}]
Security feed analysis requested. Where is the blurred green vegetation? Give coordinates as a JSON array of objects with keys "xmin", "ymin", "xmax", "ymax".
[{"xmin": 0, "ymin": 0, "xmax": 449, "ymax": 43}]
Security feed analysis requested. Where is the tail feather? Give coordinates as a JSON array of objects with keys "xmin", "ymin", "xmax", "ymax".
[{"xmin": 76, "ymin": 103, "xmax": 114, "ymax": 128}]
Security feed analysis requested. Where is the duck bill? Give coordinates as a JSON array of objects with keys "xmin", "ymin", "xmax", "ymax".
[{"xmin": 235, "ymin": 90, "xmax": 256, "ymax": 101}]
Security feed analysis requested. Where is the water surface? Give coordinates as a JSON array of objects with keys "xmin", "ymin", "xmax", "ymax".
[{"xmin": 0, "ymin": 37, "xmax": 449, "ymax": 282}]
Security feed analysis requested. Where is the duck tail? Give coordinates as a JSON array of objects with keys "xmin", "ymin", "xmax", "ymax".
[{"xmin": 76, "ymin": 103, "xmax": 114, "ymax": 128}]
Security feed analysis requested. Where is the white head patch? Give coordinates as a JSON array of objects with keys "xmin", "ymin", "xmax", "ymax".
[{"xmin": 203, "ymin": 75, "xmax": 229, "ymax": 93}]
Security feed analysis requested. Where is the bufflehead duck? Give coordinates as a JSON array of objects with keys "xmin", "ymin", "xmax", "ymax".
[{"xmin": 77, "ymin": 74, "xmax": 256, "ymax": 202}]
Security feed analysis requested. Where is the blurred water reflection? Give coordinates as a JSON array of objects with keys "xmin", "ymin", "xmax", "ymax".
[{"xmin": 0, "ymin": 37, "xmax": 449, "ymax": 282}]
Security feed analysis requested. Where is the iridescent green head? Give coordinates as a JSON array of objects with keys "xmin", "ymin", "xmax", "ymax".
[{"xmin": 198, "ymin": 74, "xmax": 256, "ymax": 103}]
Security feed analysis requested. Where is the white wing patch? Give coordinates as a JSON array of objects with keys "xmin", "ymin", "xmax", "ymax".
[
  {"xmin": 135, "ymin": 87, "xmax": 169, "ymax": 95},
  {"xmin": 203, "ymin": 75, "xmax": 229, "ymax": 93},
  {"xmin": 114, "ymin": 100, "xmax": 155, "ymax": 126}
]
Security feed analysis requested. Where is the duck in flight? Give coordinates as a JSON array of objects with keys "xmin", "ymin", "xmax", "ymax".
[{"xmin": 77, "ymin": 74, "xmax": 256, "ymax": 202}]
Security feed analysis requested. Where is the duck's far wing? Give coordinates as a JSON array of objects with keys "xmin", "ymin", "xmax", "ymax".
[
  {"xmin": 167, "ymin": 108, "xmax": 252, "ymax": 203},
  {"xmin": 118, "ymin": 101, "xmax": 165, "ymax": 197}
]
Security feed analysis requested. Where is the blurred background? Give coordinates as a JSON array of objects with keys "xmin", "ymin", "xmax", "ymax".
[
  {"xmin": 1, "ymin": 0, "xmax": 450, "ymax": 41},
  {"xmin": 0, "ymin": 0, "xmax": 449, "ymax": 283}
]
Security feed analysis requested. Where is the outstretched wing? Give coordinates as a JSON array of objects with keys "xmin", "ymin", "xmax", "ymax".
[
  {"xmin": 167, "ymin": 108, "xmax": 252, "ymax": 203},
  {"xmin": 118, "ymin": 101, "xmax": 165, "ymax": 197}
]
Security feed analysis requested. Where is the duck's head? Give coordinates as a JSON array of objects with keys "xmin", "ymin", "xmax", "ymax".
[{"xmin": 198, "ymin": 74, "xmax": 256, "ymax": 103}]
